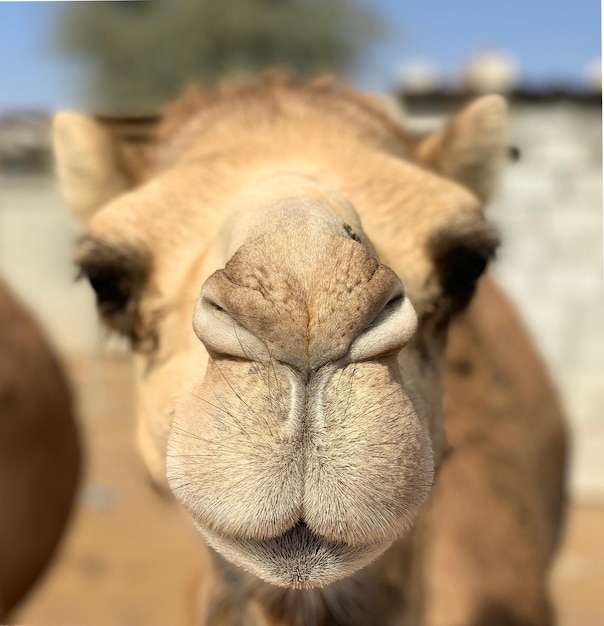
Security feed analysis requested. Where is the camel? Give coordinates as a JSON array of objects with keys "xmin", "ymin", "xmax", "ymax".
[
  {"xmin": 53, "ymin": 74, "xmax": 567, "ymax": 625},
  {"xmin": 0, "ymin": 278, "xmax": 81, "ymax": 619}
]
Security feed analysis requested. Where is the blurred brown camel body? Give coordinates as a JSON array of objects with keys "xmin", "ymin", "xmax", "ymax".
[
  {"xmin": 0, "ymin": 279, "xmax": 81, "ymax": 619},
  {"xmin": 53, "ymin": 75, "xmax": 566, "ymax": 625}
]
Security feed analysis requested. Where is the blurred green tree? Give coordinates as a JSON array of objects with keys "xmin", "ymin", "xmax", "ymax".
[{"xmin": 56, "ymin": 0, "xmax": 385, "ymax": 112}]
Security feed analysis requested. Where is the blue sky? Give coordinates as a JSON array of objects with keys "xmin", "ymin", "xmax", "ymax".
[{"xmin": 0, "ymin": 1, "xmax": 600, "ymax": 111}]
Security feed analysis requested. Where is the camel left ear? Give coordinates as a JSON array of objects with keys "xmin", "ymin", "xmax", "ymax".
[
  {"xmin": 53, "ymin": 112, "xmax": 160, "ymax": 223},
  {"xmin": 415, "ymin": 95, "xmax": 508, "ymax": 203}
]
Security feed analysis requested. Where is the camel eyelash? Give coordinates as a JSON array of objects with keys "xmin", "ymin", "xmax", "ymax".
[
  {"xmin": 428, "ymin": 223, "xmax": 500, "ymax": 317},
  {"xmin": 75, "ymin": 237, "xmax": 152, "ymax": 346},
  {"xmin": 82, "ymin": 268, "xmax": 132, "ymax": 316}
]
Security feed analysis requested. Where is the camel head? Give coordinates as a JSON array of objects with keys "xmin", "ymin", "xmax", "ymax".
[{"xmin": 53, "ymin": 76, "xmax": 507, "ymax": 589}]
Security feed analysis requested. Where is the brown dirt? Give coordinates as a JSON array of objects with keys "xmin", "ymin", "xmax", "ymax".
[{"xmin": 11, "ymin": 356, "xmax": 604, "ymax": 626}]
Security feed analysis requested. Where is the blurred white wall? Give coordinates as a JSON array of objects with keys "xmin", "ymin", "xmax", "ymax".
[
  {"xmin": 0, "ymin": 176, "xmax": 100, "ymax": 354},
  {"xmin": 489, "ymin": 101, "xmax": 603, "ymax": 499}
]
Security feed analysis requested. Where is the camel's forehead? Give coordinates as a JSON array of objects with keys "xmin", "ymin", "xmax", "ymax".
[
  {"xmin": 88, "ymin": 144, "xmax": 479, "ymax": 252},
  {"xmin": 215, "ymin": 173, "xmax": 372, "ymax": 257}
]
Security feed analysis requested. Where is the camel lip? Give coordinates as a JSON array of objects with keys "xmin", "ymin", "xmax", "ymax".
[{"xmin": 195, "ymin": 518, "xmax": 393, "ymax": 589}]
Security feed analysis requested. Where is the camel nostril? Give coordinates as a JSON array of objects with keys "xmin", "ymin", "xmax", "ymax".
[
  {"xmin": 208, "ymin": 300, "xmax": 227, "ymax": 315},
  {"xmin": 383, "ymin": 292, "xmax": 404, "ymax": 313},
  {"xmin": 193, "ymin": 282, "xmax": 272, "ymax": 362},
  {"xmin": 363, "ymin": 288, "xmax": 405, "ymax": 332},
  {"xmin": 348, "ymin": 290, "xmax": 418, "ymax": 363}
]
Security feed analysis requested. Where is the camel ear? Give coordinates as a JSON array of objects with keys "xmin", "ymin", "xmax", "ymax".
[
  {"xmin": 415, "ymin": 95, "xmax": 508, "ymax": 203},
  {"xmin": 52, "ymin": 113, "xmax": 159, "ymax": 222}
]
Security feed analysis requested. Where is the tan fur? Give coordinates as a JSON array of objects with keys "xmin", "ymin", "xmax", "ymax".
[
  {"xmin": 0, "ymin": 278, "xmax": 81, "ymax": 618},
  {"xmin": 415, "ymin": 95, "xmax": 508, "ymax": 202},
  {"xmin": 53, "ymin": 76, "xmax": 566, "ymax": 624},
  {"xmin": 422, "ymin": 277, "xmax": 567, "ymax": 626}
]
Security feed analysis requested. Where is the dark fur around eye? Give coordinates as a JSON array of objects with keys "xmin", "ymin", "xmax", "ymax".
[
  {"xmin": 429, "ymin": 223, "xmax": 500, "ymax": 319},
  {"xmin": 88, "ymin": 272, "xmax": 130, "ymax": 315},
  {"xmin": 75, "ymin": 237, "xmax": 152, "ymax": 346}
]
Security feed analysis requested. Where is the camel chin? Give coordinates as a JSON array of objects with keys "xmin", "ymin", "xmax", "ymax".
[{"xmin": 197, "ymin": 521, "xmax": 393, "ymax": 589}]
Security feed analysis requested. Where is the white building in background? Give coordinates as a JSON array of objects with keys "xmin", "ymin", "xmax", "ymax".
[
  {"xmin": 395, "ymin": 59, "xmax": 441, "ymax": 94},
  {"xmin": 585, "ymin": 59, "xmax": 602, "ymax": 91},
  {"xmin": 458, "ymin": 50, "xmax": 518, "ymax": 93},
  {"xmin": 399, "ymin": 83, "xmax": 602, "ymax": 499}
]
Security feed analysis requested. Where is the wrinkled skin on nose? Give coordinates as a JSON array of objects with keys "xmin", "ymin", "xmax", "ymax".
[{"xmin": 198, "ymin": 227, "xmax": 406, "ymax": 372}]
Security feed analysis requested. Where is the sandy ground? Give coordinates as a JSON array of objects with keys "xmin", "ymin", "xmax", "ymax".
[{"xmin": 11, "ymin": 355, "xmax": 604, "ymax": 626}]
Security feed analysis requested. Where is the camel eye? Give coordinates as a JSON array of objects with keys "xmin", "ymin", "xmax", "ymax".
[
  {"xmin": 429, "ymin": 223, "xmax": 499, "ymax": 318},
  {"xmin": 80, "ymin": 266, "xmax": 140, "ymax": 341},
  {"xmin": 438, "ymin": 244, "xmax": 489, "ymax": 297},
  {"xmin": 87, "ymin": 271, "xmax": 131, "ymax": 316},
  {"xmin": 75, "ymin": 238, "xmax": 150, "ymax": 345}
]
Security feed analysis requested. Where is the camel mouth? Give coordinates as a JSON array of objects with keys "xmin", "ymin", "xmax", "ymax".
[{"xmin": 196, "ymin": 519, "xmax": 393, "ymax": 589}]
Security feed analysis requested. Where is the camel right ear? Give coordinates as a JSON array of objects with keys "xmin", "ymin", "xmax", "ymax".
[
  {"xmin": 413, "ymin": 95, "xmax": 508, "ymax": 203},
  {"xmin": 52, "ymin": 113, "xmax": 159, "ymax": 223}
]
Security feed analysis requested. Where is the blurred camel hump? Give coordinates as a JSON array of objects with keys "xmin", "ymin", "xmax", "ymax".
[{"xmin": 0, "ymin": 278, "xmax": 81, "ymax": 619}]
